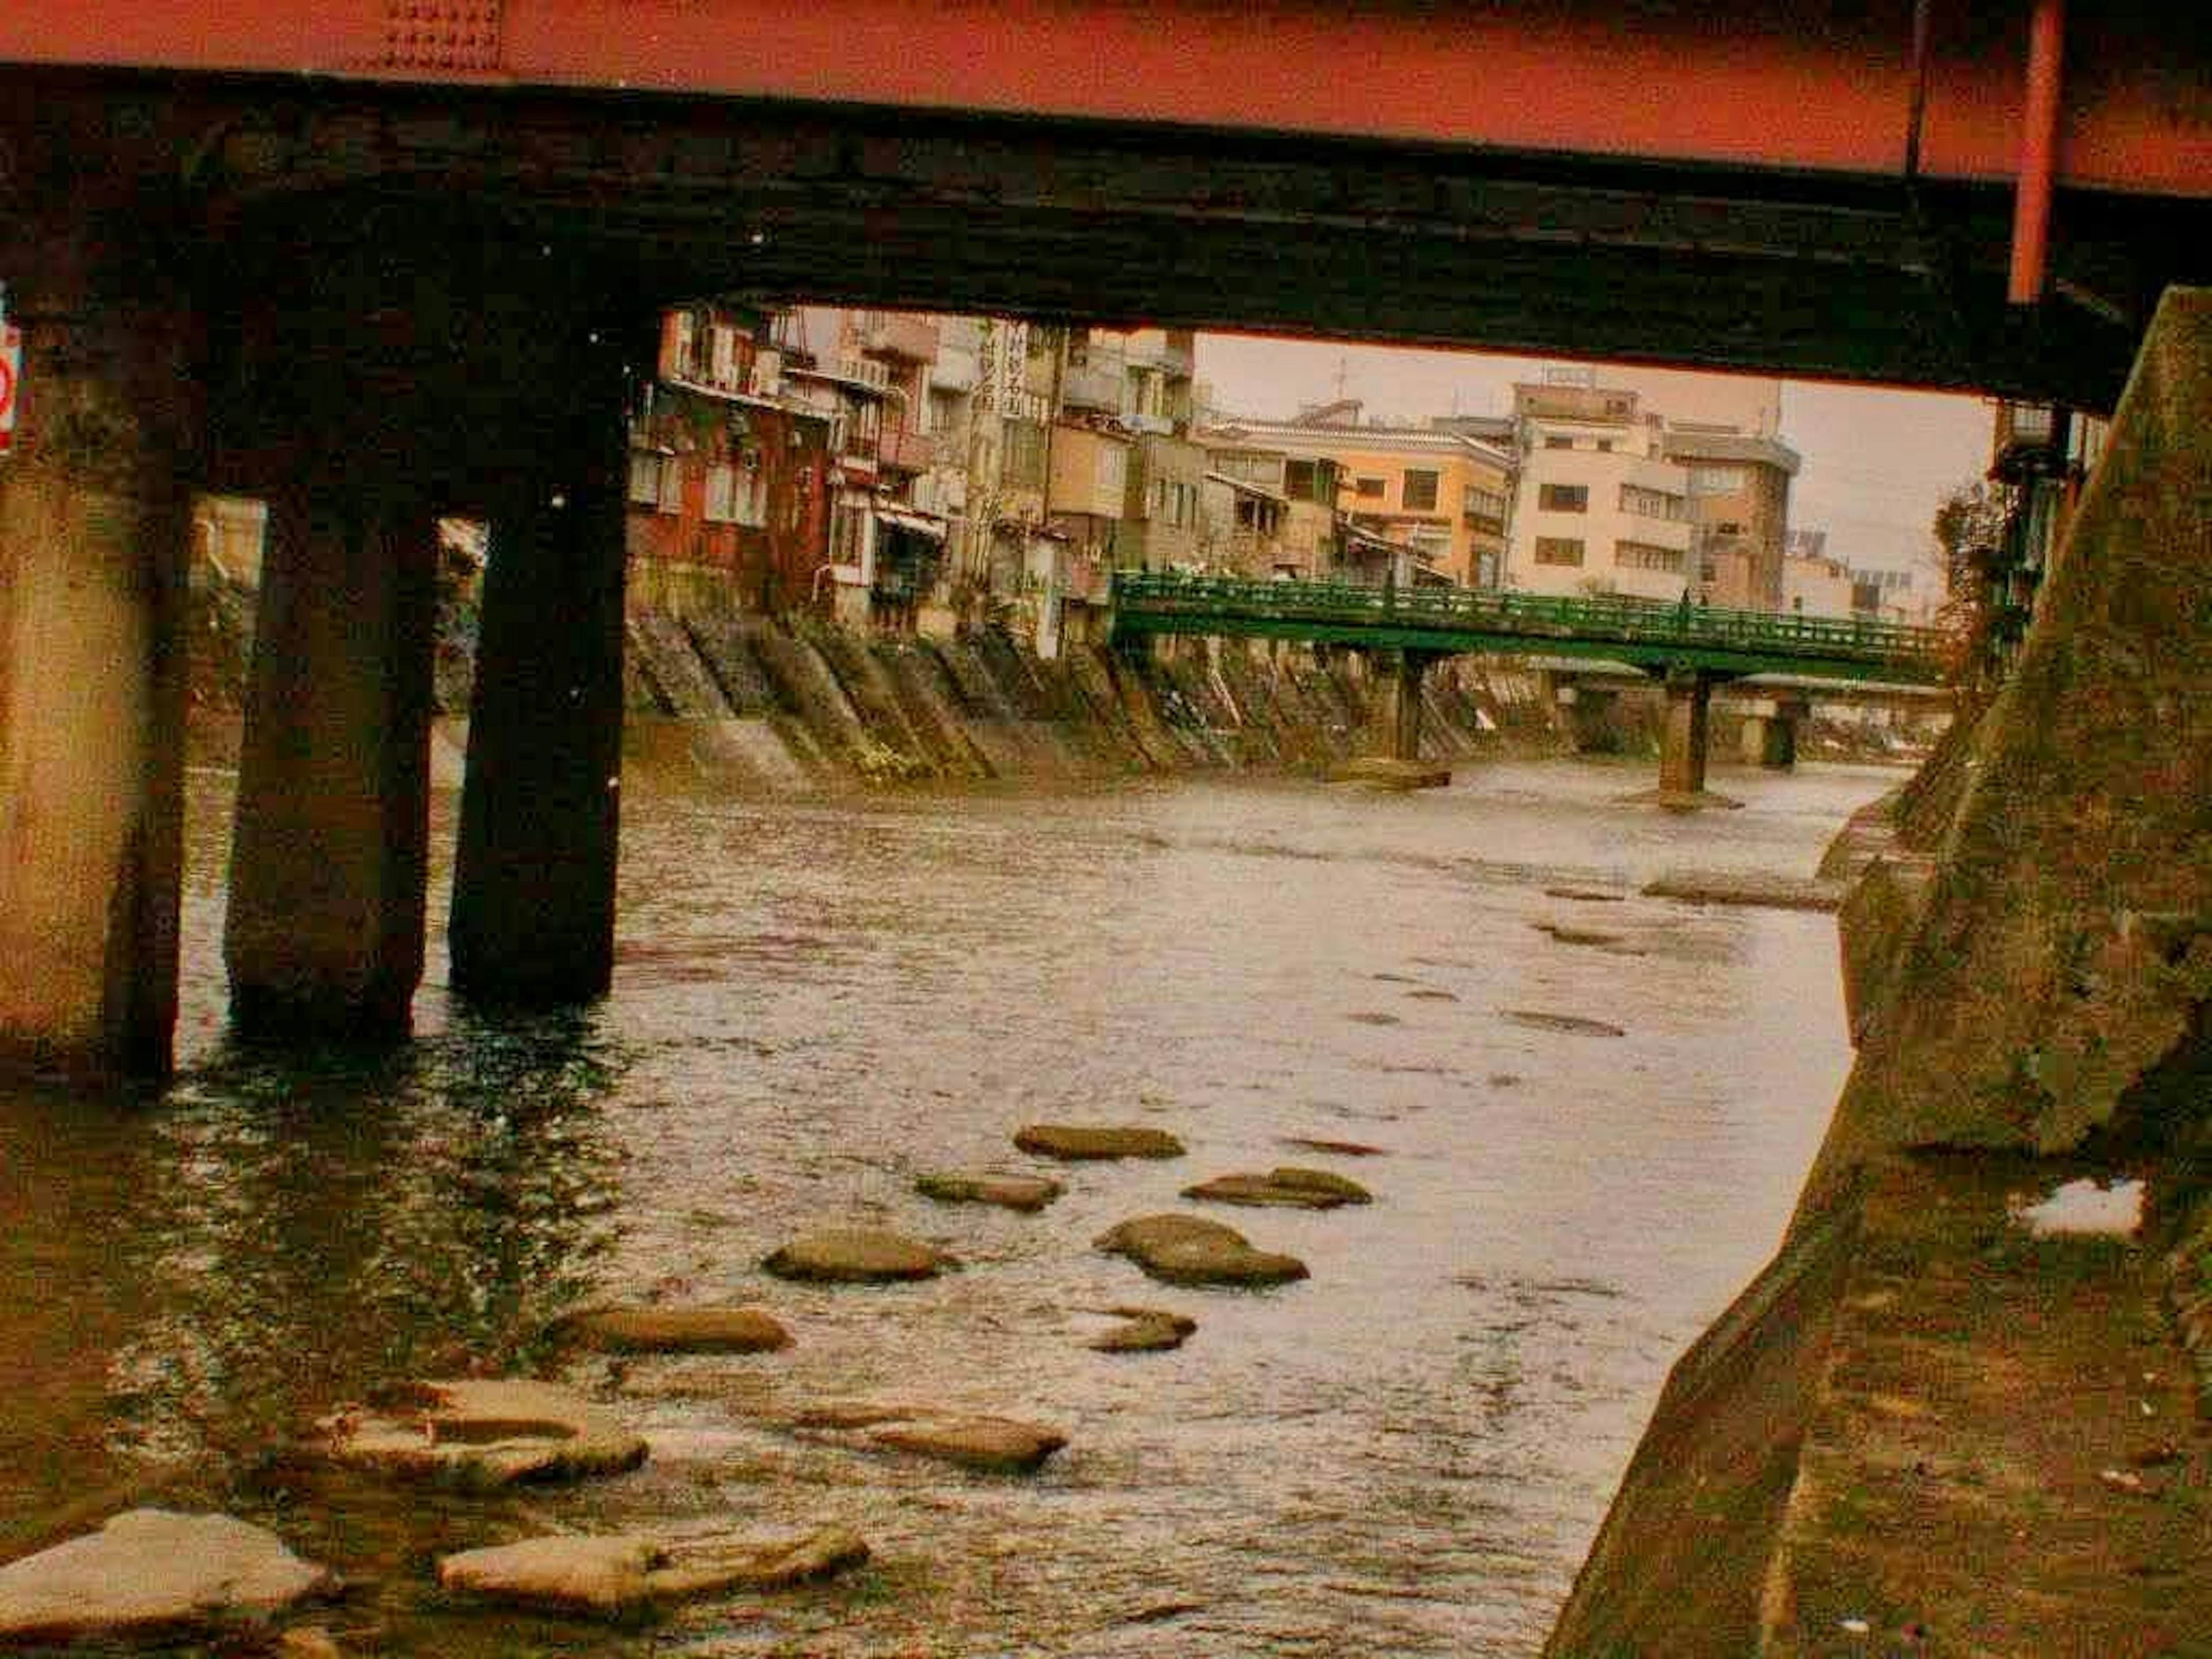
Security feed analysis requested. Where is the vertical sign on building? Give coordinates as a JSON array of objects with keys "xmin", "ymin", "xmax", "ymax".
[{"xmin": 0, "ymin": 299, "xmax": 20, "ymax": 459}]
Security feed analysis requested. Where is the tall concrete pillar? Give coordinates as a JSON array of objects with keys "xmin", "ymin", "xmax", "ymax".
[
  {"xmin": 449, "ymin": 339, "xmax": 630, "ymax": 1005},
  {"xmin": 224, "ymin": 484, "xmax": 437, "ymax": 1039},
  {"xmin": 1368, "ymin": 649, "xmax": 1433, "ymax": 762},
  {"xmin": 1658, "ymin": 668, "xmax": 1717, "ymax": 796},
  {"xmin": 1554, "ymin": 680, "xmax": 1623, "ymax": 753},
  {"xmin": 0, "ymin": 302, "xmax": 196, "ymax": 1080}
]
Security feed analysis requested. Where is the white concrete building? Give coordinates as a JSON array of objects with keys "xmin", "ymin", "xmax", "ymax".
[{"xmin": 1506, "ymin": 381, "xmax": 1695, "ymax": 600}]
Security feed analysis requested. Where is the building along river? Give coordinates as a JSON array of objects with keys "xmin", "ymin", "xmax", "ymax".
[{"xmin": 0, "ymin": 756, "xmax": 1891, "ymax": 1655}]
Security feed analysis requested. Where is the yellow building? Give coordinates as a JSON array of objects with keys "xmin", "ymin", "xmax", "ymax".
[{"xmin": 1198, "ymin": 414, "xmax": 1513, "ymax": 588}]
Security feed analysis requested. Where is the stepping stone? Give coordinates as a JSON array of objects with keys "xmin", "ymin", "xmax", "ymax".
[
  {"xmin": 1502, "ymin": 1009, "xmax": 1627, "ymax": 1038},
  {"xmin": 1533, "ymin": 922, "xmax": 1627, "ymax": 947},
  {"xmin": 1086, "ymin": 1306, "xmax": 1198, "ymax": 1353},
  {"xmin": 316, "ymin": 1378, "xmax": 647, "ymax": 1489},
  {"xmin": 1014, "ymin": 1124, "xmax": 1185, "ymax": 1161},
  {"xmin": 915, "ymin": 1172, "xmax": 1064, "ymax": 1212},
  {"xmin": 1543, "ymin": 885, "xmax": 1627, "ymax": 903},
  {"xmin": 0, "ymin": 1510, "xmax": 335, "ymax": 1648},
  {"xmin": 763, "ymin": 1228, "xmax": 952, "ymax": 1283},
  {"xmin": 1096, "ymin": 1215, "xmax": 1308, "ymax": 1289},
  {"xmin": 1281, "ymin": 1137, "xmax": 1387, "ymax": 1158},
  {"xmin": 438, "ymin": 1525, "xmax": 868, "ymax": 1617},
  {"xmin": 555, "ymin": 1306, "xmax": 791, "ymax": 1354},
  {"xmin": 793, "ymin": 1404, "xmax": 1068, "ymax": 1474},
  {"xmin": 1182, "ymin": 1167, "xmax": 1372, "ymax": 1209}
]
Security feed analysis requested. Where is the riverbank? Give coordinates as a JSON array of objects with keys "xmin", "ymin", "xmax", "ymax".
[{"xmin": 1546, "ymin": 290, "xmax": 2212, "ymax": 1658}]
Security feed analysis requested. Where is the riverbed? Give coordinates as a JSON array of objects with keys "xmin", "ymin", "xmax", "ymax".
[{"xmin": 0, "ymin": 756, "xmax": 1890, "ymax": 1654}]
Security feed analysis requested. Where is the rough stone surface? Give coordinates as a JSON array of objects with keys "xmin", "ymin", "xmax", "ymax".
[
  {"xmin": 0, "ymin": 1509, "xmax": 334, "ymax": 1647},
  {"xmin": 1328, "ymin": 756, "xmax": 1452, "ymax": 789},
  {"xmin": 316, "ymin": 1378, "xmax": 647, "ymax": 1488},
  {"xmin": 1803, "ymin": 286, "xmax": 2212, "ymax": 1202},
  {"xmin": 1096, "ymin": 1214, "xmax": 1309, "ymax": 1288},
  {"xmin": 1086, "ymin": 1306, "xmax": 1198, "ymax": 1353},
  {"xmin": 915, "ymin": 1171, "xmax": 1064, "ymax": 1212},
  {"xmin": 1013, "ymin": 1124, "xmax": 1186, "ymax": 1161},
  {"xmin": 556, "ymin": 1306, "xmax": 792, "ymax": 1354},
  {"xmin": 1182, "ymin": 1166, "xmax": 1373, "ymax": 1209},
  {"xmin": 438, "ymin": 1526, "xmax": 869, "ymax": 1616},
  {"xmin": 794, "ymin": 1405, "xmax": 1068, "ymax": 1473},
  {"xmin": 763, "ymin": 1228, "xmax": 952, "ymax": 1283}
]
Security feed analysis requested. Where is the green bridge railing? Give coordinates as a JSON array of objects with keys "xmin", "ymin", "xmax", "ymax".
[{"xmin": 1109, "ymin": 572, "xmax": 1952, "ymax": 683}]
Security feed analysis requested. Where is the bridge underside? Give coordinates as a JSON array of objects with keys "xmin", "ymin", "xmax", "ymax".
[{"xmin": 9, "ymin": 69, "xmax": 2212, "ymax": 408}]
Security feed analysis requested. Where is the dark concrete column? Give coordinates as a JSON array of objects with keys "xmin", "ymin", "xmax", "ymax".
[
  {"xmin": 1556, "ymin": 681, "xmax": 1623, "ymax": 754},
  {"xmin": 1368, "ymin": 649, "xmax": 1433, "ymax": 762},
  {"xmin": 1658, "ymin": 668, "xmax": 1717, "ymax": 796},
  {"xmin": 224, "ymin": 484, "xmax": 437, "ymax": 1039},
  {"xmin": 0, "ymin": 300, "xmax": 196, "ymax": 1080},
  {"xmin": 448, "ymin": 338, "xmax": 630, "ymax": 1005},
  {"xmin": 1739, "ymin": 704, "xmax": 1802, "ymax": 770}
]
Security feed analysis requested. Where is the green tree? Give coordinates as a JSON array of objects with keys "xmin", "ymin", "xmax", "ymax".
[{"xmin": 1930, "ymin": 478, "xmax": 2014, "ymax": 704}]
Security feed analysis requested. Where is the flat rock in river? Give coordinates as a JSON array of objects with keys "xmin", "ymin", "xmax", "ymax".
[
  {"xmin": 1086, "ymin": 1306, "xmax": 1198, "ymax": 1353},
  {"xmin": 555, "ymin": 1306, "xmax": 792, "ymax": 1354},
  {"xmin": 316, "ymin": 1378, "xmax": 647, "ymax": 1488},
  {"xmin": 1502, "ymin": 1009, "xmax": 1628, "ymax": 1038},
  {"xmin": 1182, "ymin": 1166, "xmax": 1373, "ymax": 1209},
  {"xmin": 1280, "ymin": 1137, "xmax": 1387, "ymax": 1158},
  {"xmin": 1013, "ymin": 1124, "xmax": 1185, "ymax": 1161},
  {"xmin": 438, "ymin": 1526, "xmax": 868, "ymax": 1617},
  {"xmin": 0, "ymin": 1509, "xmax": 335, "ymax": 1647},
  {"xmin": 793, "ymin": 1404, "xmax": 1068, "ymax": 1473},
  {"xmin": 915, "ymin": 1172, "xmax": 1064, "ymax": 1211},
  {"xmin": 763, "ymin": 1228, "xmax": 953, "ymax": 1282},
  {"xmin": 1096, "ymin": 1214, "xmax": 1309, "ymax": 1288}
]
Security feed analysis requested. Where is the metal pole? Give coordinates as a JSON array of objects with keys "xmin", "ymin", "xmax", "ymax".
[{"xmin": 2008, "ymin": 0, "xmax": 2066, "ymax": 306}]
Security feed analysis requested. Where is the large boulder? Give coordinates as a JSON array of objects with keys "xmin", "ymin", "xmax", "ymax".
[
  {"xmin": 438, "ymin": 1526, "xmax": 869, "ymax": 1617},
  {"xmin": 1095, "ymin": 1215, "xmax": 1308, "ymax": 1288},
  {"xmin": 915, "ymin": 1172, "xmax": 1064, "ymax": 1212},
  {"xmin": 1182, "ymin": 1167, "xmax": 1372, "ymax": 1209},
  {"xmin": 0, "ymin": 1510, "xmax": 334, "ymax": 1648},
  {"xmin": 1014, "ymin": 1124, "xmax": 1185, "ymax": 1161},
  {"xmin": 555, "ymin": 1306, "xmax": 792, "ymax": 1354},
  {"xmin": 316, "ymin": 1378, "xmax": 647, "ymax": 1488},
  {"xmin": 762, "ymin": 1229, "xmax": 953, "ymax": 1283}
]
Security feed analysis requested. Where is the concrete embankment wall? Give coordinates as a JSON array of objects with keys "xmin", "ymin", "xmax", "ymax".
[
  {"xmin": 1548, "ymin": 288, "xmax": 2212, "ymax": 1656},
  {"xmin": 187, "ymin": 573, "xmax": 1565, "ymax": 786}
]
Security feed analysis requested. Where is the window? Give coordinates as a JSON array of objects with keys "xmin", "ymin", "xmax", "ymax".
[
  {"xmin": 1408, "ymin": 525, "xmax": 1450, "ymax": 561},
  {"xmin": 1544, "ymin": 435, "xmax": 1573, "ymax": 450},
  {"xmin": 1355, "ymin": 476, "xmax": 1386, "ymax": 498},
  {"xmin": 704, "ymin": 463, "xmax": 738, "ymax": 524},
  {"xmin": 710, "ymin": 456, "xmax": 767, "ymax": 528},
  {"xmin": 1619, "ymin": 484, "xmax": 1685, "ymax": 520},
  {"xmin": 1402, "ymin": 469, "xmax": 1439, "ymax": 511},
  {"xmin": 1534, "ymin": 536, "xmax": 1585, "ymax": 566},
  {"xmin": 710, "ymin": 325, "xmax": 739, "ymax": 388},
  {"xmin": 628, "ymin": 450, "xmax": 667, "ymax": 507},
  {"xmin": 655, "ymin": 456, "xmax": 683, "ymax": 514},
  {"xmin": 1615, "ymin": 540, "xmax": 1685, "ymax": 573},
  {"xmin": 1285, "ymin": 459, "xmax": 1321, "ymax": 502},
  {"xmin": 830, "ymin": 503, "xmax": 866, "ymax": 567},
  {"xmin": 1539, "ymin": 483, "xmax": 1588, "ymax": 513},
  {"xmin": 1596, "ymin": 438, "xmax": 1615, "ymax": 453},
  {"xmin": 1003, "ymin": 419, "xmax": 1047, "ymax": 487}
]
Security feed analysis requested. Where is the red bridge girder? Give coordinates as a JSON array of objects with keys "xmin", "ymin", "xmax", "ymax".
[{"xmin": 7, "ymin": 1, "xmax": 2210, "ymax": 201}]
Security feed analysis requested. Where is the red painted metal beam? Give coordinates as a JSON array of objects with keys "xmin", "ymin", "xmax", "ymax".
[
  {"xmin": 2009, "ymin": 0, "xmax": 2067, "ymax": 304},
  {"xmin": 7, "ymin": 1, "xmax": 2211, "ymax": 199}
]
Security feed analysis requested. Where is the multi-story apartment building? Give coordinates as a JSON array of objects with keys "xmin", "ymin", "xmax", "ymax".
[
  {"xmin": 1507, "ymin": 379, "xmax": 1695, "ymax": 601},
  {"xmin": 627, "ymin": 300, "xmax": 834, "ymax": 619},
  {"xmin": 1192, "ymin": 410, "xmax": 1510, "ymax": 588},
  {"xmin": 1781, "ymin": 529, "xmax": 1857, "ymax": 618},
  {"xmin": 1199, "ymin": 437, "xmax": 1346, "ymax": 577},
  {"xmin": 1664, "ymin": 425, "xmax": 1801, "ymax": 610}
]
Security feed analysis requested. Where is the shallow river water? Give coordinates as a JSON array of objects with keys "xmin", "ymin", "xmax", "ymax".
[{"xmin": 0, "ymin": 756, "xmax": 1892, "ymax": 1655}]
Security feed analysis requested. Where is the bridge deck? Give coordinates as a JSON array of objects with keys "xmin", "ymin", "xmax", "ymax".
[{"xmin": 1110, "ymin": 575, "xmax": 1950, "ymax": 685}]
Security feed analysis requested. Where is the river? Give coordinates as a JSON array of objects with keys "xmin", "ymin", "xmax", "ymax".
[{"xmin": 0, "ymin": 755, "xmax": 1889, "ymax": 1654}]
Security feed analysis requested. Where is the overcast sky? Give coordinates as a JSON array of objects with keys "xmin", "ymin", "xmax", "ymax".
[{"xmin": 1194, "ymin": 332, "xmax": 1993, "ymax": 578}]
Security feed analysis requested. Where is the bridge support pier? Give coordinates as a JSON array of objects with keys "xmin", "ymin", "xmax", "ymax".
[
  {"xmin": 224, "ymin": 483, "xmax": 437, "ymax": 1040},
  {"xmin": 1656, "ymin": 667, "xmax": 1731, "ymax": 803},
  {"xmin": 449, "ymin": 337, "xmax": 631, "ymax": 1006},
  {"xmin": 1738, "ymin": 698, "xmax": 1805, "ymax": 770},
  {"xmin": 1369, "ymin": 648, "xmax": 1435, "ymax": 762},
  {"xmin": 0, "ymin": 298, "xmax": 195, "ymax": 1080},
  {"xmin": 1552, "ymin": 680, "xmax": 1623, "ymax": 754}
]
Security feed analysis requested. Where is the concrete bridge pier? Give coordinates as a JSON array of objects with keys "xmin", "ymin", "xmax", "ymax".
[
  {"xmin": 448, "ymin": 330, "xmax": 632, "ymax": 1006},
  {"xmin": 0, "ymin": 282, "xmax": 197, "ymax": 1081},
  {"xmin": 1737, "ymin": 696, "xmax": 1806, "ymax": 770},
  {"xmin": 1552, "ymin": 680, "xmax": 1623, "ymax": 753},
  {"xmin": 1654, "ymin": 666, "xmax": 1733, "ymax": 804},
  {"xmin": 1368, "ymin": 648, "xmax": 1438, "ymax": 762},
  {"xmin": 224, "ymin": 481, "xmax": 438, "ymax": 1039}
]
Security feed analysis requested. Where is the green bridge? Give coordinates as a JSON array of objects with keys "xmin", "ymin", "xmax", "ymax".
[
  {"xmin": 1109, "ymin": 573, "xmax": 1952, "ymax": 685},
  {"xmin": 1109, "ymin": 573, "xmax": 1956, "ymax": 800}
]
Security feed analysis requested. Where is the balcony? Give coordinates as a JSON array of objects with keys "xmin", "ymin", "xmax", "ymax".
[
  {"xmin": 1060, "ymin": 359, "xmax": 1124, "ymax": 415},
  {"xmin": 1126, "ymin": 330, "xmax": 1195, "ymax": 378},
  {"xmin": 1990, "ymin": 400, "xmax": 2065, "ymax": 482},
  {"xmin": 878, "ymin": 425, "xmax": 936, "ymax": 475},
  {"xmin": 859, "ymin": 312, "xmax": 939, "ymax": 365},
  {"xmin": 930, "ymin": 344, "xmax": 980, "ymax": 395}
]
